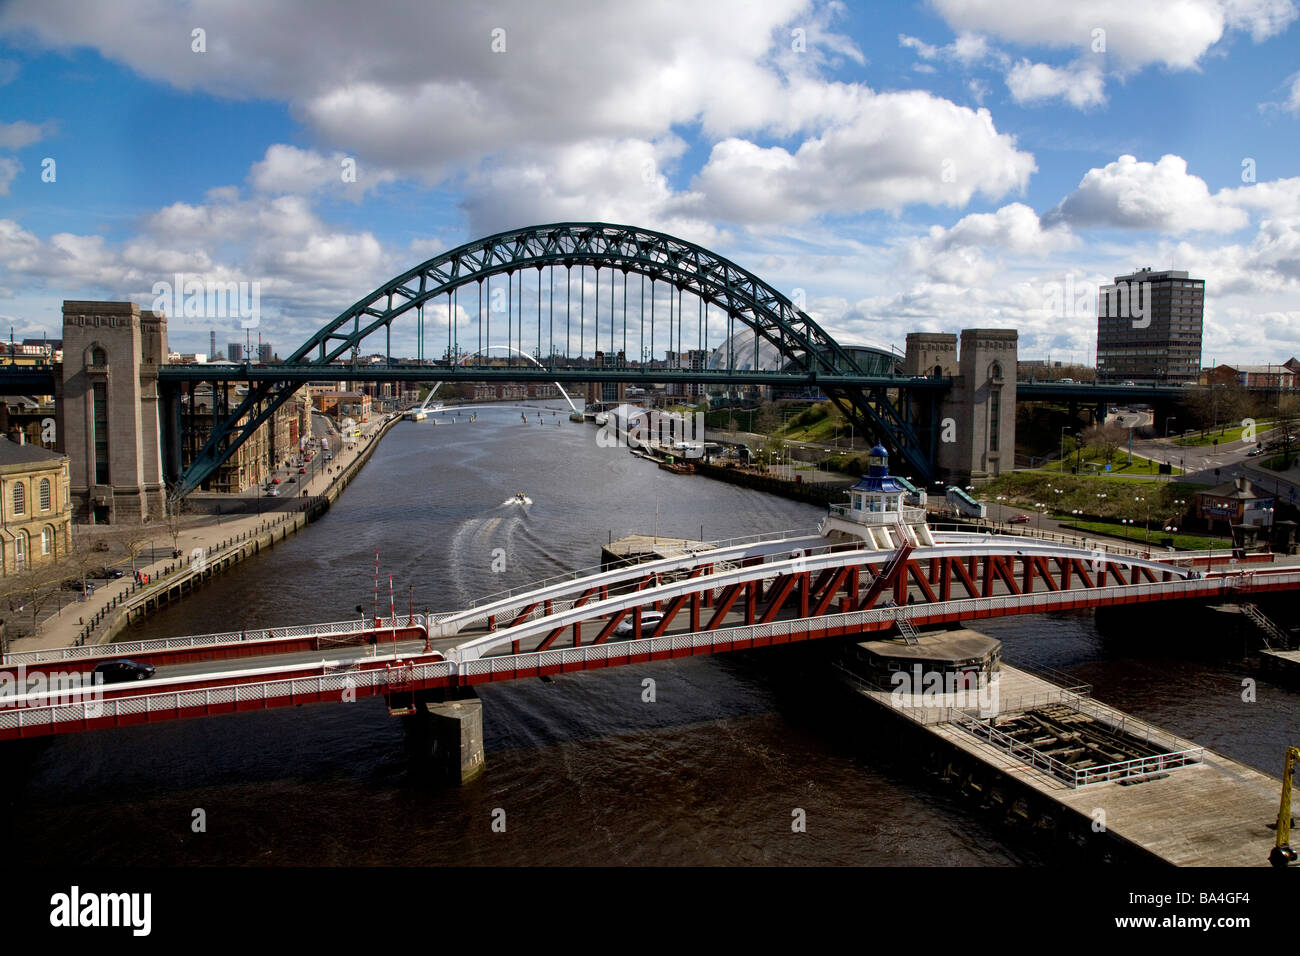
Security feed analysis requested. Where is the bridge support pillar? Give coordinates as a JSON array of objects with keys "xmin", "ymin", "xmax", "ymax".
[{"xmin": 406, "ymin": 688, "xmax": 485, "ymax": 785}]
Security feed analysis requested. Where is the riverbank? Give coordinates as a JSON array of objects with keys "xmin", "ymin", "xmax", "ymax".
[{"xmin": 7, "ymin": 412, "xmax": 403, "ymax": 654}]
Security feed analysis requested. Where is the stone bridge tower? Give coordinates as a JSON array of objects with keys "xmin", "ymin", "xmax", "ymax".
[
  {"xmin": 904, "ymin": 329, "xmax": 1017, "ymax": 486},
  {"xmin": 61, "ymin": 301, "xmax": 168, "ymax": 523}
]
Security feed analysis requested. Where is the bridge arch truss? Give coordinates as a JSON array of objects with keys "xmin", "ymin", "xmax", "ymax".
[{"xmin": 172, "ymin": 222, "xmax": 932, "ymax": 497}]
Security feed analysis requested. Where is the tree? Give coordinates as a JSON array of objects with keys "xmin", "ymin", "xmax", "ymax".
[
  {"xmin": 6, "ymin": 563, "xmax": 62, "ymax": 634},
  {"xmin": 1080, "ymin": 421, "xmax": 1126, "ymax": 464},
  {"xmin": 63, "ymin": 532, "xmax": 103, "ymax": 595},
  {"xmin": 112, "ymin": 524, "xmax": 152, "ymax": 573},
  {"xmin": 1273, "ymin": 396, "xmax": 1299, "ymax": 468}
]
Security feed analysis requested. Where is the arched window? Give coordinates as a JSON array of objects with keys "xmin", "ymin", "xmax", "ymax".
[
  {"xmin": 989, "ymin": 361, "xmax": 1003, "ymax": 381},
  {"xmin": 41, "ymin": 525, "xmax": 53, "ymax": 556},
  {"xmin": 12, "ymin": 482, "xmax": 25, "ymax": 516},
  {"xmin": 39, "ymin": 478, "xmax": 51, "ymax": 511},
  {"xmin": 15, "ymin": 530, "xmax": 28, "ymax": 571},
  {"xmin": 90, "ymin": 347, "xmax": 108, "ymax": 367}
]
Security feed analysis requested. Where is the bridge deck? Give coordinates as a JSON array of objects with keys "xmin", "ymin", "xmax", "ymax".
[{"xmin": 852, "ymin": 664, "xmax": 1278, "ymax": 866}]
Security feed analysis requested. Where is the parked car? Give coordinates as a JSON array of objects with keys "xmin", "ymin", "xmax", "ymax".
[
  {"xmin": 1008, "ymin": 514, "xmax": 1032, "ymax": 524},
  {"xmin": 614, "ymin": 610, "xmax": 665, "ymax": 636},
  {"xmin": 92, "ymin": 659, "xmax": 155, "ymax": 683},
  {"xmin": 61, "ymin": 577, "xmax": 84, "ymax": 591},
  {"xmin": 90, "ymin": 566, "xmax": 124, "ymax": 579}
]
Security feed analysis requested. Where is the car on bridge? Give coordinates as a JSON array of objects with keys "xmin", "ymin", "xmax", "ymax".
[
  {"xmin": 1008, "ymin": 514, "xmax": 1032, "ymax": 524},
  {"xmin": 92, "ymin": 659, "xmax": 155, "ymax": 683},
  {"xmin": 615, "ymin": 611, "xmax": 664, "ymax": 636}
]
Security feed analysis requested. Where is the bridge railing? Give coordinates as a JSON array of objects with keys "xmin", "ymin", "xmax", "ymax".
[
  {"xmin": 0, "ymin": 655, "xmax": 453, "ymax": 732},
  {"xmin": 455, "ymin": 527, "xmax": 821, "ymax": 612},
  {"xmin": 2, "ymin": 615, "xmax": 427, "ymax": 668}
]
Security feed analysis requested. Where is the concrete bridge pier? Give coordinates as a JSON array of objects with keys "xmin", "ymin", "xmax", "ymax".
[{"xmin": 405, "ymin": 687, "xmax": 485, "ymax": 785}]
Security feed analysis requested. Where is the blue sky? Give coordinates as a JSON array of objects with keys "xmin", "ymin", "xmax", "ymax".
[{"xmin": 1, "ymin": 0, "xmax": 1298, "ymax": 366}]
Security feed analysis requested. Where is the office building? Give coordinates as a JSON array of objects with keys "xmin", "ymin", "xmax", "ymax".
[{"xmin": 1096, "ymin": 268, "xmax": 1203, "ymax": 384}]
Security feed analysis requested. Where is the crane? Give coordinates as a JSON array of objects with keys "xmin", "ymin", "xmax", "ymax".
[{"xmin": 1269, "ymin": 746, "xmax": 1300, "ymax": 867}]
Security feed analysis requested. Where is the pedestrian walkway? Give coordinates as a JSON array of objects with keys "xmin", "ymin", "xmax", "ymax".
[{"xmin": 10, "ymin": 415, "xmax": 397, "ymax": 653}]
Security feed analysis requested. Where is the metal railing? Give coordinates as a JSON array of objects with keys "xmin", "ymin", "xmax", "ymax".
[
  {"xmin": 948, "ymin": 708, "xmax": 1204, "ymax": 787},
  {"xmin": 826, "ymin": 505, "xmax": 928, "ymax": 525},
  {"xmin": 2, "ymin": 615, "xmax": 426, "ymax": 667},
  {"xmin": 0, "ymin": 654, "xmax": 454, "ymax": 732},
  {"xmin": 459, "ymin": 527, "xmax": 820, "ymax": 610}
]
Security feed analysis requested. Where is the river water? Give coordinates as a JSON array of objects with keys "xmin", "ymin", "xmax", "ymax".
[{"xmin": 6, "ymin": 401, "xmax": 1297, "ymax": 866}]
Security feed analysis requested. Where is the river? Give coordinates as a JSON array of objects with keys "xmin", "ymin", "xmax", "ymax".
[{"xmin": 5, "ymin": 401, "xmax": 1296, "ymax": 866}]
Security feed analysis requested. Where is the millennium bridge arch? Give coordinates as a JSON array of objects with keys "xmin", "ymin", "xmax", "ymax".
[{"xmin": 169, "ymin": 222, "xmax": 937, "ymax": 499}]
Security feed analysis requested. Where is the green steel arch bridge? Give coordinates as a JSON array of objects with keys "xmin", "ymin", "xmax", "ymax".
[{"xmin": 158, "ymin": 221, "xmax": 945, "ymax": 497}]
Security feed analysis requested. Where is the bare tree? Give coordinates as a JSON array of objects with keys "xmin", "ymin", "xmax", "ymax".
[
  {"xmin": 6, "ymin": 563, "xmax": 62, "ymax": 634},
  {"xmin": 112, "ymin": 524, "xmax": 152, "ymax": 573},
  {"xmin": 1080, "ymin": 421, "xmax": 1126, "ymax": 464},
  {"xmin": 63, "ymin": 532, "xmax": 103, "ymax": 595}
]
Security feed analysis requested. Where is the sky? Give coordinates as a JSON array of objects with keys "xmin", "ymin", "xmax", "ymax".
[{"xmin": 0, "ymin": 0, "xmax": 1298, "ymax": 367}]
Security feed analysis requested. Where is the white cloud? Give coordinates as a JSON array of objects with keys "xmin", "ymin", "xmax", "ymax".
[
  {"xmin": 0, "ymin": 157, "xmax": 19, "ymax": 196},
  {"xmin": 687, "ymin": 90, "xmax": 1036, "ymax": 222},
  {"xmin": 1223, "ymin": 0, "xmax": 1300, "ymax": 40},
  {"xmin": 1047, "ymin": 154, "xmax": 1250, "ymax": 233},
  {"xmin": 929, "ymin": 0, "xmax": 1293, "ymax": 72},
  {"xmin": 1006, "ymin": 59, "xmax": 1106, "ymax": 108},
  {"xmin": 0, "ymin": 120, "xmax": 54, "ymax": 150},
  {"xmin": 458, "ymin": 136, "xmax": 725, "ymax": 247},
  {"xmin": 899, "ymin": 31, "xmax": 994, "ymax": 66},
  {"xmin": 248, "ymin": 144, "xmax": 396, "ymax": 199},
  {"xmin": 0, "ymin": 0, "xmax": 863, "ymax": 173},
  {"xmin": 903, "ymin": 202, "xmax": 1076, "ymax": 284}
]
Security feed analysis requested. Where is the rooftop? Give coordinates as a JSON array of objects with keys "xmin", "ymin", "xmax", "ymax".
[{"xmin": 0, "ymin": 436, "xmax": 65, "ymax": 468}]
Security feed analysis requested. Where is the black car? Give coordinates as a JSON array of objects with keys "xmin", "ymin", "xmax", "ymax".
[
  {"xmin": 92, "ymin": 659, "xmax": 156, "ymax": 683},
  {"xmin": 90, "ymin": 566, "xmax": 124, "ymax": 579}
]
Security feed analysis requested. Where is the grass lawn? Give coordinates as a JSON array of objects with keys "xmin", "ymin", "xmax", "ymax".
[
  {"xmin": 1055, "ymin": 517, "xmax": 1230, "ymax": 552},
  {"xmin": 1172, "ymin": 420, "xmax": 1273, "ymax": 447},
  {"xmin": 976, "ymin": 472, "xmax": 1202, "ymax": 521},
  {"xmin": 1035, "ymin": 451, "xmax": 1179, "ymax": 477}
]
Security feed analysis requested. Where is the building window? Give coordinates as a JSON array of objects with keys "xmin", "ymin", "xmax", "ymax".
[
  {"xmin": 12, "ymin": 482, "xmax": 24, "ymax": 516},
  {"xmin": 988, "ymin": 387, "xmax": 1001, "ymax": 453},
  {"xmin": 93, "ymin": 381, "xmax": 110, "ymax": 484},
  {"xmin": 39, "ymin": 478, "xmax": 51, "ymax": 511},
  {"xmin": 15, "ymin": 530, "xmax": 27, "ymax": 571},
  {"xmin": 41, "ymin": 526, "xmax": 53, "ymax": 556},
  {"xmin": 90, "ymin": 347, "xmax": 107, "ymax": 366}
]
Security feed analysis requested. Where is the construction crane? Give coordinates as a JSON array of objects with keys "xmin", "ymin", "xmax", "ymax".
[{"xmin": 1269, "ymin": 746, "xmax": 1300, "ymax": 867}]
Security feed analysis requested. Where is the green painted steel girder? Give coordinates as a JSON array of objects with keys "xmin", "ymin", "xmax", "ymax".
[{"xmin": 175, "ymin": 222, "xmax": 931, "ymax": 498}]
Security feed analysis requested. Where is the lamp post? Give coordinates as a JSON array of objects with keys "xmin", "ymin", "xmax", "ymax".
[{"xmin": 1134, "ymin": 495, "xmax": 1150, "ymax": 545}]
